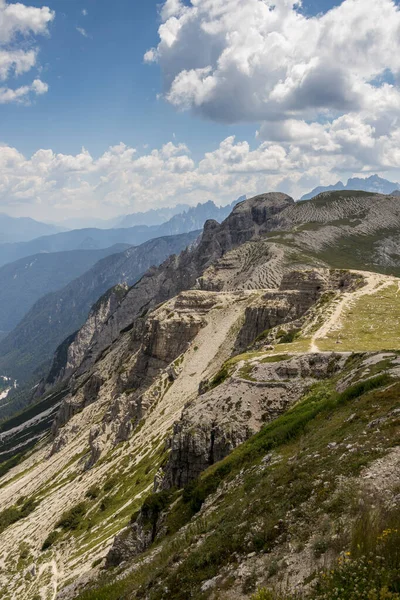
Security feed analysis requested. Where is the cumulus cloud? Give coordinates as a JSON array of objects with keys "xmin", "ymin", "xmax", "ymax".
[
  {"xmin": 0, "ymin": 0, "xmax": 53, "ymax": 103},
  {"xmin": 1, "ymin": 129, "xmax": 400, "ymax": 221},
  {"xmin": 0, "ymin": 78, "xmax": 48, "ymax": 103},
  {"xmin": 148, "ymin": 0, "xmax": 400, "ymax": 131}
]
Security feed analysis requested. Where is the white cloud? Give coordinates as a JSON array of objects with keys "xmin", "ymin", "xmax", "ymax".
[
  {"xmin": 160, "ymin": 0, "xmax": 186, "ymax": 21},
  {"xmin": 144, "ymin": 48, "xmax": 158, "ymax": 63},
  {"xmin": 31, "ymin": 78, "xmax": 48, "ymax": 94},
  {"xmin": 0, "ymin": 49, "xmax": 36, "ymax": 80},
  {"xmin": 0, "ymin": 0, "xmax": 54, "ymax": 103},
  {"xmin": 0, "ymin": 0, "xmax": 54, "ymax": 44},
  {"xmin": 1, "ymin": 130, "xmax": 400, "ymax": 221},
  {"xmin": 148, "ymin": 0, "xmax": 400, "ymax": 132},
  {"xmin": 0, "ymin": 78, "xmax": 48, "ymax": 103},
  {"xmin": 76, "ymin": 27, "xmax": 88, "ymax": 38},
  {"xmin": 82, "ymin": 9, "xmax": 88, "ymax": 16}
]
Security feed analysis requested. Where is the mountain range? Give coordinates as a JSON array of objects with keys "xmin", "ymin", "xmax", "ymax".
[
  {"xmin": 300, "ymin": 174, "xmax": 400, "ymax": 200},
  {"xmin": 0, "ymin": 191, "xmax": 399, "ymax": 599},
  {"xmin": 0, "ymin": 245, "xmax": 129, "ymax": 334},
  {"xmin": 116, "ymin": 204, "xmax": 191, "ymax": 228},
  {"xmin": 0, "ymin": 213, "xmax": 65, "ymax": 244},
  {"xmin": 0, "ymin": 231, "xmax": 199, "ymax": 405},
  {"xmin": 0, "ymin": 198, "xmax": 244, "ymax": 268}
]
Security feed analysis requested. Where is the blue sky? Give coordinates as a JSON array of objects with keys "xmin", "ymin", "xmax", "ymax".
[
  {"xmin": 1, "ymin": 0, "xmax": 252, "ymax": 159},
  {"xmin": 1, "ymin": 0, "xmax": 339, "ymax": 159},
  {"xmin": 0, "ymin": 0, "xmax": 399, "ymax": 221}
]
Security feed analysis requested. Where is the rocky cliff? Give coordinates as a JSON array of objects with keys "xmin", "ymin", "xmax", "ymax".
[{"xmin": 0, "ymin": 230, "xmax": 199, "ymax": 421}]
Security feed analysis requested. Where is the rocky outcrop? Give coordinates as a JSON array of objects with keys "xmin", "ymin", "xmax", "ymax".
[
  {"xmin": 106, "ymin": 491, "xmax": 171, "ymax": 568},
  {"xmin": 106, "ymin": 521, "xmax": 151, "ymax": 568},
  {"xmin": 160, "ymin": 353, "xmax": 347, "ymax": 489},
  {"xmin": 235, "ymin": 269, "xmax": 363, "ymax": 351},
  {"xmin": 50, "ymin": 290, "xmax": 236, "ymax": 457},
  {"xmin": 235, "ymin": 291, "xmax": 305, "ymax": 350},
  {"xmin": 45, "ymin": 285, "xmax": 128, "ymax": 388}
]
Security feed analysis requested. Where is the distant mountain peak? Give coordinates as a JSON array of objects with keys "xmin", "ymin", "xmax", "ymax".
[{"xmin": 301, "ymin": 174, "xmax": 400, "ymax": 201}]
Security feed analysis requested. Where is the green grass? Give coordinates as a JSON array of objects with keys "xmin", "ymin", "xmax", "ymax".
[
  {"xmin": 260, "ymin": 354, "xmax": 290, "ymax": 363},
  {"xmin": 319, "ymin": 284, "xmax": 400, "ymax": 352},
  {"xmin": 251, "ymin": 503, "xmax": 400, "ymax": 599},
  {"xmin": 308, "ymin": 228, "xmax": 400, "ymax": 277}
]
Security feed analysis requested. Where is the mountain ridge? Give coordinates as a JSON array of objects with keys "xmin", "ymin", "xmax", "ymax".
[
  {"xmin": 0, "ymin": 231, "xmax": 200, "ymax": 410},
  {"xmin": 300, "ymin": 174, "xmax": 400, "ymax": 200},
  {"xmin": 0, "ymin": 244, "xmax": 130, "ymax": 334},
  {"xmin": 0, "ymin": 213, "xmax": 66, "ymax": 244},
  {"xmin": 0, "ymin": 198, "xmax": 245, "ymax": 268}
]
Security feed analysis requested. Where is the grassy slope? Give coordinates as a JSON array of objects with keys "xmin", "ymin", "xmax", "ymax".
[
  {"xmin": 318, "ymin": 283, "xmax": 400, "ymax": 352},
  {"xmin": 75, "ymin": 365, "xmax": 400, "ymax": 600}
]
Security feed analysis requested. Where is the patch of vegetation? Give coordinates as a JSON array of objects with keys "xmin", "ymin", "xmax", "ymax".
[
  {"xmin": 238, "ymin": 361, "xmax": 256, "ymax": 381},
  {"xmin": 0, "ymin": 452, "xmax": 25, "ymax": 480},
  {"xmin": 103, "ymin": 475, "xmax": 119, "ymax": 493},
  {"xmin": 260, "ymin": 354, "xmax": 290, "ymax": 364},
  {"xmin": 0, "ymin": 497, "xmax": 36, "ymax": 535},
  {"xmin": 255, "ymin": 328, "xmax": 272, "ymax": 342},
  {"xmin": 209, "ymin": 364, "xmax": 230, "ymax": 389},
  {"xmin": 41, "ymin": 530, "xmax": 60, "ymax": 551},
  {"xmin": 319, "ymin": 284, "xmax": 400, "ymax": 352},
  {"xmin": 338, "ymin": 373, "xmax": 392, "ymax": 403},
  {"xmin": 85, "ymin": 485, "xmax": 100, "ymax": 500},
  {"xmin": 56, "ymin": 501, "xmax": 88, "ymax": 531},
  {"xmin": 278, "ymin": 329, "xmax": 301, "ymax": 344},
  {"xmin": 139, "ymin": 491, "xmax": 172, "ymax": 539},
  {"xmin": 252, "ymin": 503, "xmax": 400, "ymax": 599}
]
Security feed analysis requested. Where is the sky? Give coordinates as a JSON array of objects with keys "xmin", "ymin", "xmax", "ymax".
[{"xmin": 0, "ymin": 0, "xmax": 400, "ymax": 222}]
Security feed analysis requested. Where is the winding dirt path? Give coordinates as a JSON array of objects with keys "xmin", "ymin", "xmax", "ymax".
[{"xmin": 310, "ymin": 271, "xmax": 396, "ymax": 352}]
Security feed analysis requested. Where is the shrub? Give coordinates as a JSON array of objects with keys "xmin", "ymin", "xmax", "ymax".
[
  {"xmin": 85, "ymin": 486, "xmax": 100, "ymax": 500},
  {"xmin": 278, "ymin": 329, "xmax": 300, "ymax": 344},
  {"xmin": 141, "ymin": 491, "xmax": 171, "ymax": 528},
  {"xmin": 0, "ymin": 497, "xmax": 36, "ymax": 535},
  {"xmin": 313, "ymin": 537, "xmax": 329, "ymax": 558},
  {"xmin": 103, "ymin": 476, "xmax": 118, "ymax": 493},
  {"xmin": 56, "ymin": 501, "xmax": 87, "ymax": 531},
  {"xmin": 41, "ymin": 530, "xmax": 59, "ymax": 551},
  {"xmin": 100, "ymin": 496, "xmax": 112, "ymax": 512}
]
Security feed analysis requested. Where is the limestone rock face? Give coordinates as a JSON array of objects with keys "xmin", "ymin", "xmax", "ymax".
[
  {"xmin": 106, "ymin": 515, "xmax": 153, "ymax": 568},
  {"xmin": 45, "ymin": 284, "xmax": 128, "ymax": 389},
  {"xmin": 51, "ymin": 289, "xmax": 236, "ymax": 460},
  {"xmin": 235, "ymin": 290, "xmax": 310, "ymax": 350},
  {"xmin": 208, "ymin": 192, "xmax": 294, "ymax": 252},
  {"xmin": 106, "ymin": 494, "xmax": 170, "ymax": 568},
  {"xmin": 160, "ymin": 353, "xmax": 346, "ymax": 489}
]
